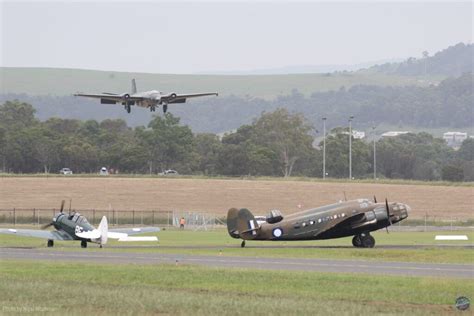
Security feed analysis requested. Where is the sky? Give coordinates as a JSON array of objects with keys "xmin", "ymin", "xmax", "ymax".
[{"xmin": 1, "ymin": 1, "xmax": 472, "ymax": 74}]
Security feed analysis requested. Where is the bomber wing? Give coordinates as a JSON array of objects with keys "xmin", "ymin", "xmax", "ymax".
[
  {"xmin": 162, "ymin": 92, "xmax": 218, "ymax": 104},
  {"xmin": 0, "ymin": 228, "xmax": 75, "ymax": 240},
  {"xmin": 313, "ymin": 212, "xmax": 366, "ymax": 238},
  {"xmin": 74, "ymin": 93, "xmax": 144, "ymax": 102}
]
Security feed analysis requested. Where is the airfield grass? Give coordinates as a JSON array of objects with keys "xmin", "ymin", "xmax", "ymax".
[
  {"xmin": 0, "ymin": 260, "xmax": 472, "ymax": 315},
  {"xmin": 1, "ymin": 228, "xmax": 473, "ymax": 264}
]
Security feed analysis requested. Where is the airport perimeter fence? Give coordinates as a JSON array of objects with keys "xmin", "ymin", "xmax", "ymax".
[
  {"xmin": 0, "ymin": 208, "xmax": 222, "ymax": 230},
  {"xmin": 0, "ymin": 208, "xmax": 471, "ymax": 231}
]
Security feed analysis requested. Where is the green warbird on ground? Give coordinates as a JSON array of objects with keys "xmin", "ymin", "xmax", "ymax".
[
  {"xmin": 0, "ymin": 201, "xmax": 160, "ymax": 248},
  {"xmin": 228, "ymin": 198, "xmax": 409, "ymax": 248}
]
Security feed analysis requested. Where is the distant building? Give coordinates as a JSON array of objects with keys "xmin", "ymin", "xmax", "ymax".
[
  {"xmin": 352, "ymin": 130, "xmax": 365, "ymax": 139},
  {"xmin": 381, "ymin": 131, "xmax": 411, "ymax": 138},
  {"xmin": 443, "ymin": 132, "xmax": 467, "ymax": 148},
  {"xmin": 341, "ymin": 130, "xmax": 366, "ymax": 139}
]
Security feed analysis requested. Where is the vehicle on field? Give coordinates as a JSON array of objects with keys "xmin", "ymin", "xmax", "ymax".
[
  {"xmin": 59, "ymin": 168, "xmax": 73, "ymax": 175},
  {"xmin": 159, "ymin": 169, "xmax": 179, "ymax": 176},
  {"xmin": 99, "ymin": 167, "xmax": 109, "ymax": 175}
]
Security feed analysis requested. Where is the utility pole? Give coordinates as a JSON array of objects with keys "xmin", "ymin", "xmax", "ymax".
[
  {"xmin": 372, "ymin": 126, "xmax": 376, "ymax": 180},
  {"xmin": 322, "ymin": 117, "xmax": 327, "ymax": 180},
  {"xmin": 348, "ymin": 116, "xmax": 354, "ymax": 180}
]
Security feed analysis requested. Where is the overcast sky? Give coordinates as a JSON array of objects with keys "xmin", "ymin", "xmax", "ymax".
[{"xmin": 1, "ymin": 1, "xmax": 472, "ymax": 74}]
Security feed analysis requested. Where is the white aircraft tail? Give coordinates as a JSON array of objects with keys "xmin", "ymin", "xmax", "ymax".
[
  {"xmin": 131, "ymin": 79, "xmax": 137, "ymax": 94},
  {"xmin": 98, "ymin": 216, "xmax": 108, "ymax": 245}
]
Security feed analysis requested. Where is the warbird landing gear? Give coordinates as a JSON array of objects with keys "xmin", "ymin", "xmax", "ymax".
[
  {"xmin": 47, "ymin": 239, "xmax": 54, "ymax": 247},
  {"xmin": 150, "ymin": 105, "xmax": 156, "ymax": 112},
  {"xmin": 241, "ymin": 240, "xmax": 246, "ymax": 248},
  {"xmin": 352, "ymin": 232, "xmax": 375, "ymax": 248},
  {"xmin": 81, "ymin": 240, "xmax": 88, "ymax": 248},
  {"xmin": 163, "ymin": 104, "xmax": 168, "ymax": 113}
]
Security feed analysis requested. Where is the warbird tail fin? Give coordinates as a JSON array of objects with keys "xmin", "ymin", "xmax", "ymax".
[
  {"xmin": 236, "ymin": 208, "xmax": 259, "ymax": 240},
  {"xmin": 131, "ymin": 78, "xmax": 137, "ymax": 94},
  {"xmin": 98, "ymin": 216, "xmax": 108, "ymax": 246}
]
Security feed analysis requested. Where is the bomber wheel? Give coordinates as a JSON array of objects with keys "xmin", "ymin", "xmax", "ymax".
[
  {"xmin": 126, "ymin": 105, "xmax": 131, "ymax": 113},
  {"xmin": 163, "ymin": 104, "xmax": 168, "ymax": 113},
  {"xmin": 360, "ymin": 234, "xmax": 375, "ymax": 248},
  {"xmin": 81, "ymin": 240, "xmax": 88, "ymax": 248},
  {"xmin": 47, "ymin": 239, "xmax": 54, "ymax": 248},
  {"xmin": 241, "ymin": 240, "xmax": 246, "ymax": 248},
  {"xmin": 352, "ymin": 235, "xmax": 362, "ymax": 247}
]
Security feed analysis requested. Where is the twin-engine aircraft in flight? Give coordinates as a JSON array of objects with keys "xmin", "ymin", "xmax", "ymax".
[
  {"xmin": 0, "ymin": 201, "xmax": 159, "ymax": 248},
  {"xmin": 74, "ymin": 79, "xmax": 218, "ymax": 113},
  {"xmin": 227, "ymin": 198, "xmax": 410, "ymax": 248}
]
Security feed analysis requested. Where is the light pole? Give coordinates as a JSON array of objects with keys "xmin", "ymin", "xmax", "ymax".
[
  {"xmin": 348, "ymin": 116, "xmax": 354, "ymax": 180},
  {"xmin": 322, "ymin": 117, "xmax": 327, "ymax": 180},
  {"xmin": 372, "ymin": 126, "xmax": 376, "ymax": 180}
]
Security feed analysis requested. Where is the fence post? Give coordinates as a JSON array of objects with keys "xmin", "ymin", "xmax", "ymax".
[
  {"xmin": 152, "ymin": 211, "xmax": 155, "ymax": 226},
  {"xmin": 13, "ymin": 208, "xmax": 16, "ymax": 226},
  {"xmin": 93, "ymin": 209, "xmax": 96, "ymax": 225},
  {"xmin": 33, "ymin": 208, "xmax": 36, "ymax": 226},
  {"xmin": 133, "ymin": 210, "xmax": 135, "ymax": 226}
]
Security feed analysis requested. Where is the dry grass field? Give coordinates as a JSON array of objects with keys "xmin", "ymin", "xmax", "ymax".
[{"xmin": 0, "ymin": 177, "xmax": 472, "ymax": 219}]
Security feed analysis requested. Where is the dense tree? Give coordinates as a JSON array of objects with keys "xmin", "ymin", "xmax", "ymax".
[{"xmin": 0, "ymin": 100, "xmax": 469, "ymax": 181}]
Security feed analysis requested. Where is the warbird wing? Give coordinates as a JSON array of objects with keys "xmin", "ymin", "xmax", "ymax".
[{"xmin": 0, "ymin": 228, "xmax": 75, "ymax": 240}]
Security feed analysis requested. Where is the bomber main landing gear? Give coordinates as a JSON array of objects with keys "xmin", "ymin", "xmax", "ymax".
[
  {"xmin": 124, "ymin": 104, "xmax": 131, "ymax": 113},
  {"xmin": 163, "ymin": 104, "xmax": 168, "ymax": 113},
  {"xmin": 47, "ymin": 239, "xmax": 54, "ymax": 247},
  {"xmin": 352, "ymin": 233, "xmax": 375, "ymax": 248},
  {"xmin": 150, "ymin": 105, "xmax": 156, "ymax": 112},
  {"xmin": 241, "ymin": 240, "xmax": 246, "ymax": 248},
  {"xmin": 81, "ymin": 240, "xmax": 88, "ymax": 248}
]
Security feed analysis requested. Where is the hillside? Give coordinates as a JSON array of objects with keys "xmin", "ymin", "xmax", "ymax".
[
  {"xmin": 1, "ymin": 73, "xmax": 471, "ymax": 133},
  {"xmin": 0, "ymin": 67, "xmax": 436, "ymax": 99},
  {"xmin": 366, "ymin": 42, "xmax": 473, "ymax": 77}
]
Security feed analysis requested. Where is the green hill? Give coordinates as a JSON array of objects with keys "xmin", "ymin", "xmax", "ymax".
[{"xmin": 0, "ymin": 67, "xmax": 439, "ymax": 99}]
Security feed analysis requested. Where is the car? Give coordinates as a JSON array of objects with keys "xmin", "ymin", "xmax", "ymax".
[
  {"xmin": 159, "ymin": 169, "xmax": 179, "ymax": 176},
  {"xmin": 99, "ymin": 167, "xmax": 109, "ymax": 175},
  {"xmin": 59, "ymin": 168, "xmax": 73, "ymax": 175}
]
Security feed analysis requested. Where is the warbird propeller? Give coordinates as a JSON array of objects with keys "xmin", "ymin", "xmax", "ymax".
[
  {"xmin": 0, "ymin": 201, "xmax": 160, "ymax": 248},
  {"xmin": 227, "ymin": 198, "xmax": 410, "ymax": 248},
  {"xmin": 74, "ymin": 78, "xmax": 218, "ymax": 113}
]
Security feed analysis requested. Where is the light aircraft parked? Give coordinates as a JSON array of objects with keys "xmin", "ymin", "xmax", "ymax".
[
  {"xmin": 227, "ymin": 197, "xmax": 409, "ymax": 248},
  {"xmin": 74, "ymin": 79, "xmax": 218, "ymax": 113},
  {"xmin": 0, "ymin": 201, "xmax": 159, "ymax": 248}
]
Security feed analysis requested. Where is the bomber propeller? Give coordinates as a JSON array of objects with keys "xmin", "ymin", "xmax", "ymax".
[
  {"xmin": 385, "ymin": 198, "xmax": 392, "ymax": 233},
  {"xmin": 41, "ymin": 200, "xmax": 65, "ymax": 230}
]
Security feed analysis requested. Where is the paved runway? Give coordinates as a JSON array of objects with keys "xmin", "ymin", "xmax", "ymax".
[{"xmin": 1, "ymin": 248, "xmax": 472, "ymax": 278}]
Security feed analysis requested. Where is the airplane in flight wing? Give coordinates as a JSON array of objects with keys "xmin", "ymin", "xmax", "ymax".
[
  {"xmin": 74, "ymin": 79, "xmax": 218, "ymax": 113},
  {"xmin": 0, "ymin": 201, "xmax": 160, "ymax": 248},
  {"xmin": 227, "ymin": 197, "xmax": 410, "ymax": 248}
]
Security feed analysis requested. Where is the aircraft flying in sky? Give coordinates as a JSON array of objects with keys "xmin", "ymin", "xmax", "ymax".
[
  {"xmin": 74, "ymin": 79, "xmax": 218, "ymax": 113},
  {"xmin": 227, "ymin": 198, "xmax": 410, "ymax": 248},
  {"xmin": 0, "ymin": 201, "xmax": 160, "ymax": 248}
]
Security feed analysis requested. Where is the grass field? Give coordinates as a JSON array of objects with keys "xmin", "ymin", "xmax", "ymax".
[
  {"xmin": 0, "ymin": 260, "xmax": 472, "ymax": 315},
  {"xmin": 0, "ymin": 176, "xmax": 472, "ymax": 219},
  {"xmin": 1, "ymin": 228, "xmax": 472, "ymax": 264},
  {"xmin": 0, "ymin": 67, "xmax": 441, "ymax": 99}
]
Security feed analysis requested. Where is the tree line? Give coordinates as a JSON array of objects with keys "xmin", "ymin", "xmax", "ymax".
[{"xmin": 0, "ymin": 100, "xmax": 472, "ymax": 181}]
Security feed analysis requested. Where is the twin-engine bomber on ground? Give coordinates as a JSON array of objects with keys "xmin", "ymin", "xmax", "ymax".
[
  {"xmin": 227, "ymin": 198, "xmax": 410, "ymax": 248},
  {"xmin": 0, "ymin": 201, "xmax": 160, "ymax": 248},
  {"xmin": 74, "ymin": 79, "xmax": 218, "ymax": 113}
]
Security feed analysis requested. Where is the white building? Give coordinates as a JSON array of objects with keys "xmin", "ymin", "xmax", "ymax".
[
  {"xmin": 381, "ymin": 131, "xmax": 411, "ymax": 138},
  {"xmin": 443, "ymin": 132, "xmax": 468, "ymax": 148}
]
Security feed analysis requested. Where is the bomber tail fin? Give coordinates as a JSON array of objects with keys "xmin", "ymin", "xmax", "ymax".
[
  {"xmin": 131, "ymin": 78, "xmax": 137, "ymax": 94},
  {"xmin": 227, "ymin": 208, "xmax": 259, "ymax": 240}
]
